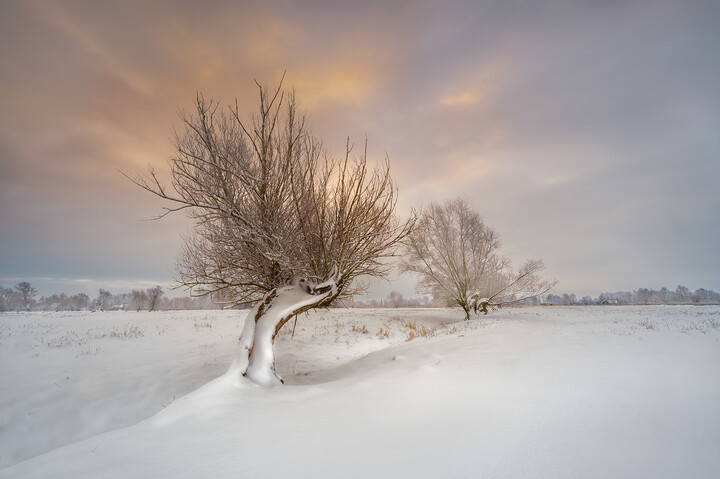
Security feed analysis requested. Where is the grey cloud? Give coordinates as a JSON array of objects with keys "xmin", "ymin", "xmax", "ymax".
[{"xmin": 1, "ymin": 0, "xmax": 718, "ymax": 298}]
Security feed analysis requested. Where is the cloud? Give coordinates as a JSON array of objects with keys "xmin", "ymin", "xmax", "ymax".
[
  {"xmin": 26, "ymin": 0, "xmax": 154, "ymax": 95},
  {"xmin": 1, "ymin": 0, "xmax": 719, "ymax": 298}
]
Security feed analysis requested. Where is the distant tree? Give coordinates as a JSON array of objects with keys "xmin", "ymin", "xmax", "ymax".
[
  {"xmin": 694, "ymin": 288, "xmax": 720, "ymax": 303},
  {"xmin": 147, "ymin": 286, "xmax": 164, "ymax": 311},
  {"xmin": 674, "ymin": 285, "xmax": 691, "ymax": 303},
  {"xmin": 0, "ymin": 287, "xmax": 21, "ymax": 311},
  {"xmin": 658, "ymin": 287, "xmax": 670, "ymax": 303},
  {"xmin": 96, "ymin": 289, "xmax": 112, "ymax": 310},
  {"xmin": 636, "ymin": 288, "xmax": 652, "ymax": 303},
  {"xmin": 56, "ymin": 293, "xmax": 71, "ymax": 311},
  {"xmin": 562, "ymin": 293, "xmax": 577, "ymax": 305},
  {"xmin": 71, "ymin": 293, "xmax": 90, "ymax": 310},
  {"xmin": 546, "ymin": 294, "xmax": 563, "ymax": 305},
  {"xmin": 130, "ymin": 78, "xmax": 413, "ymax": 386},
  {"xmin": 14, "ymin": 282, "xmax": 37, "ymax": 311},
  {"xmin": 401, "ymin": 199, "xmax": 555, "ymax": 320},
  {"xmin": 580, "ymin": 295, "xmax": 594, "ymax": 305},
  {"xmin": 130, "ymin": 289, "xmax": 148, "ymax": 311},
  {"xmin": 387, "ymin": 290, "xmax": 405, "ymax": 308}
]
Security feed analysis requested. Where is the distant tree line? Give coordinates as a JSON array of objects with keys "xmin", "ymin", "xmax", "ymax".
[
  {"xmin": 533, "ymin": 285, "xmax": 720, "ymax": 306},
  {"xmin": 0, "ymin": 282, "xmax": 222, "ymax": 312},
  {"xmin": 353, "ymin": 291, "xmax": 437, "ymax": 308},
  {"xmin": 3, "ymin": 281, "xmax": 719, "ymax": 312},
  {"xmin": 366, "ymin": 285, "xmax": 720, "ymax": 309}
]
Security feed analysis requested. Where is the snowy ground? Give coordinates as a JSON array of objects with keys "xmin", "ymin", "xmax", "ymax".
[{"xmin": 1, "ymin": 306, "xmax": 719, "ymax": 478}]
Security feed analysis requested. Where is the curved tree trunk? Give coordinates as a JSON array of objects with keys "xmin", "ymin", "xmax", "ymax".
[
  {"xmin": 459, "ymin": 302, "xmax": 471, "ymax": 321},
  {"xmin": 228, "ymin": 277, "xmax": 338, "ymax": 387}
]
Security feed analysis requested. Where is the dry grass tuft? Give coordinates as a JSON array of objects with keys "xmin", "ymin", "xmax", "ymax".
[
  {"xmin": 351, "ymin": 324, "xmax": 369, "ymax": 334},
  {"xmin": 376, "ymin": 327, "xmax": 390, "ymax": 339},
  {"xmin": 403, "ymin": 321, "xmax": 435, "ymax": 341}
]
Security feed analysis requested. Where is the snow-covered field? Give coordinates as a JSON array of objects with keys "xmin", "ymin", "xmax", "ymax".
[{"xmin": 1, "ymin": 306, "xmax": 719, "ymax": 478}]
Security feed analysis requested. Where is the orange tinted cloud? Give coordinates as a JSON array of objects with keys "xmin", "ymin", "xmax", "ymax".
[
  {"xmin": 1, "ymin": 0, "xmax": 719, "ymax": 298},
  {"xmin": 293, "ymin": 66, "xmax": 378, "ymax": 108},
  {"xmin": 441, "ymin": 92, "xmax": 482, "ymax": 107}
]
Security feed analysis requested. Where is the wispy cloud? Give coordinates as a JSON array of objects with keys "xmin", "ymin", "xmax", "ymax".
[
  {"xmin": 27, "ymin": 0, "xmax": 153, "ymax": 95},
  {"xmin": 1, "ymin": 0, "xmax": 719, "ymax": 298}
]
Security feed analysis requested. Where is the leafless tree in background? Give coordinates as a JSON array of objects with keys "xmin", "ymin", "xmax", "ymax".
[
  {"xmin": 129, "ymin": 289, "xmax": 148, "ymax": 311},
  {"xmin": 130, "ymin": 77, "xmax": 413, "ymax": 386},
  {"xmin": 0, "ymin": 287, "xmax": 20, "ymax": 312},
  {"xmin": 146, "ymin": 286, "xmax": 164, "ymax": 311},
  {"xmin": 14, "ymin": 282, "xmax": 37, "ymax": 311},
  {"xmin": 388, "ymin": 290, "xmax": 405, "ymax": 308},
  {"xmin": 401, "ymin": 198, "xmax": 555, "ymax": 320},
  {"xmin": 96, "ymin": 289, "xmax": 112, "ymax": 310}
]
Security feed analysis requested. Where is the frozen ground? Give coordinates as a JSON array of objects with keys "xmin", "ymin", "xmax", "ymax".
[{"xmin": 1, "ymin": 306, "xmax": 719, "ymax": 478}]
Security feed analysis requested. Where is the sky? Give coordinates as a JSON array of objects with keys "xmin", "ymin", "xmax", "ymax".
[{"xmin": 1, "ymin": 0, "xmax": 719, "ymax": 300}]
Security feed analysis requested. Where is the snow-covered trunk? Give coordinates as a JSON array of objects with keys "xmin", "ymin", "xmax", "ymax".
[
  {"xmin": 228, "ymin": 277, "xmax": 338, "ymax": 387},
  {"xmin": 456, "ymin": 299, "xmax": 471, "ymax": 321},
  {"xmin": 466, "ymin": 293, "xmax": 490, "ymax": 317}
]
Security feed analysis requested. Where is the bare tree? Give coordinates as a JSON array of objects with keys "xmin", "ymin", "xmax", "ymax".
[
  {"xmin": 130, "ymin": 77, "xmax": 413, "ymax": 386},
  {"xmin": 387, "ymin": 290, "xmax": 405, "ymax": 308},
  {"xmin": 401, "ymin": 198, "xmax": 555, "ymax": 320},
  {"xmin": 147, "ymin": 286, "xmax": 164, "ymax": 311},
  {"xmin": 96, "ymin": 289, "xmax": 112, "ymax": 310},
  {"xmin": 56, "ymin": 293, "xmax": 71, "ymax": 311},
  {"xmin": 0, "ymin": 286, "xmax": 20, "ymax": 312},
  {"xmin": 70, "ymin": 293, "xmax": 90, "ymax": 311},
  {"xmin": 129, "ymin": 289, "xmax": 148, "ymax": 311},
  {"xmin": 14, "ymin": 282, "xmax": 37, "ymax": 311}
]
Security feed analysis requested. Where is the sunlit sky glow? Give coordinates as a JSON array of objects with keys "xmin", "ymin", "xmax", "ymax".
[{"xmin": 1, "ymin": 0, "xmax": 719, "ymax": 299}]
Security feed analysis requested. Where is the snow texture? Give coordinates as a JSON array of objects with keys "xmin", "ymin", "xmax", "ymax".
[{"xmin": 1, "ymin": 306, "xmax": 719, "ymax": 478}]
